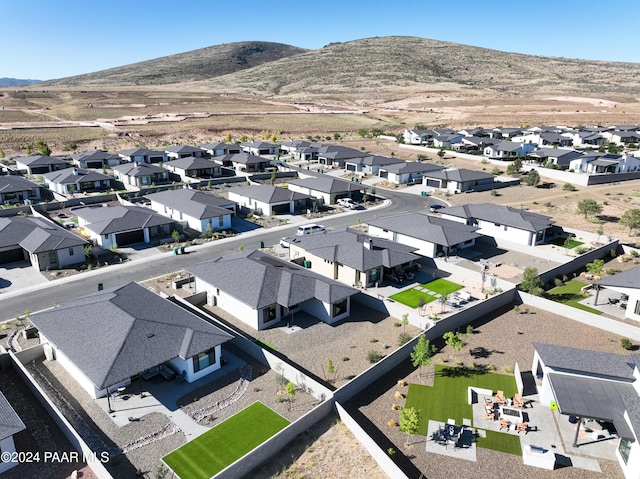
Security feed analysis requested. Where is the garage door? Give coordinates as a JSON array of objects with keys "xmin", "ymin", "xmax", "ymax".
[
  {"xmin": 87, "ymin": 161, "xmax": 103, "ymax": 169},
  {"xmin": 116, "ymin": 230, "xmax": 145, "ymax": 246},
  {"xmin": 272, "ymin": 203, "xmax": 290, "ymax": 215},
  {"xmin": 0, "ymin": 248, "xmax": 26, "ymax": 265}
]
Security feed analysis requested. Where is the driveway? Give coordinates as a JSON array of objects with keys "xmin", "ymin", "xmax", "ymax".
[{"xmin": 0, "ymin": 261, "xmax": 49, "ymax": 294}]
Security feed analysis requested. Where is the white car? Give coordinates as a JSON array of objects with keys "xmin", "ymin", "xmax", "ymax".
[
  {"xmin": 337, "ymin": 198, "xmax": 358, "ymax": 209},
  {"xmin": 296, "ymin": 224, "xmax": 326, "ymax": 236},
  {"xmin": 279, "ymin": 237, "xmax": 291, "ymax": 248}
]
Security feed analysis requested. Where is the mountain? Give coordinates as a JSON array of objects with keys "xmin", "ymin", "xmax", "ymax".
[
  {"xmin": 43, "ymin": 41, "xmax": 307, "ymax": 87},
  {"xmin": 40, "ymin": 37, "xmax": 640, "ymax": 100},
  {"xmin": 0, "ymin": 77, "xmax": 42, "ymax": 87}
]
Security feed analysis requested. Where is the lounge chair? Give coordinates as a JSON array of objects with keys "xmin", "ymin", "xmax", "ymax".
[
  {"xmin": 517, "ymin": 422, "xmax": 528, "ymax": 434},
  {"xmin": 496, "ymin": 390, "xmax": 506, "ymax": 404},
  {"xmin": 499, "ymin": 419, "xmax": 510, "ymax": 430},
  {"xmin": 513, "ymin": 393, "xmax": 525, "ymax": 408}
]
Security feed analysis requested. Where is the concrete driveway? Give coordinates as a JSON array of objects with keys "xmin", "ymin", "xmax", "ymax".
[{"xmin": 0, "ymin": 261, "xmax": 49, "ymax": 294}]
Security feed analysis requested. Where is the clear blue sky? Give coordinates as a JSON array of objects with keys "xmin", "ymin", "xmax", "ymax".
[{"xmin": 3, "ymin": 0, "xmax": 639, "ymax": 80}]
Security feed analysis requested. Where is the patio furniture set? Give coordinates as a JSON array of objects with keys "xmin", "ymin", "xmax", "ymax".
[
  {"xmin": 431, "ymin": 419, "xmax": 472, "ymax": 450},
  {"xmin": 483, "ymin": 391, "xmax": 529, "ymax": 434}
]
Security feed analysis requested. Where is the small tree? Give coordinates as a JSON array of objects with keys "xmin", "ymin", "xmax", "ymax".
[
  {"xmin": 35, "ymin": 140, "xmax": 51, "ymax": 156},
  {"xmin": 327, "ymin": 359, "xmax": 336, "ymax": 383},
  {"xmin": 171, "ymin": 230, "xmax": 180, "ymax": 243},
  {"xmin": 83, "ymin": 245, "xmax": 93, "ymax": 258},
  {"xmin": 520, "ymin": 267, "xmax": 544, "ymax": 296},
  {"xmin": 523, "ymin": 169, "xmax": 540, "ymax": 186},
  {"xmin": 399, "ymin": 406, "xmax": 420, "ymax": 446},
  {"xmin": 586, "ymin": 259, "xmax": 604, "ymax": 276},
  {"xmin": 443, "ymin": 331, "xmax": 464, "ymax": 351},
  {"xmin": 285, "ymin": 381, "xmax": 296, "ymax": 410},
  {"xmin": 401, "ymin": 313, "xmax": 409, "ymax": 334},
  {"xmin": 563, "ymin": 234, "xmax": 574, "ymax": 255},
  {"xmin": 437, "ymin": 149, "xmax": 445, "ymax": 158},
  {"xmin": 411, "ymin": 335, "xmax": 436, "ymax": 377},
  {"xmin": 439, "ymin": 294, "xmax": 449, "ymax": 313},
  {"xmin": 576, "ymin": 199, "xmax": 603, "ymax": 219},
  {"xmin": 506, "ymin": 158, "xmax": 522, "ymax": 176},
  {"xmin": 269, "ymin": 172, "xmax": 276, "ymax": 185},
  {"xmin": 620, "ymin": 208, "xmax": 640, "ymax": 235}
]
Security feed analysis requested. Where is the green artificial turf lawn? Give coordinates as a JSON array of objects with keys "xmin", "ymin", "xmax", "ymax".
[
  {"xmin": 405, "ymin": 365, "xmax": 521, "ymax": 455},
  {"xmin": 389, "ymin": 289, "xmax": 436, "ymax": 308},
  {"xmin": 163, "ymin": 402, "xmax": 290, "ymax": 479},
  {"xmin": 548, "ymin": 280, "xmax": 602, "ymax": 315},
  {"xmin": 548, "ymin": 236, "xmax": 583, "ymax": 249},
  {"xmin": 421, "ymin": 278, "xmax": 464, "ymax": 296}
]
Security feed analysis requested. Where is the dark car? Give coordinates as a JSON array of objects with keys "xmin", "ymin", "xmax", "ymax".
[{"xmin": 429, "ymin": 204, "xmax": 445, "ymax": 213}]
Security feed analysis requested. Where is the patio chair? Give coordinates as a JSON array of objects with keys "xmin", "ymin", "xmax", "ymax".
[
  {"xmin": 484, "ymin": 395, "xmax": 493, "ymax": 405},
  {"xmin": 499, "ymin": 419, "xmax": 510, "ymax": 431},
  {"xmin": 516, "ymin": 422, "xmax": 528, "ymax": 434},
  {"xmin": 483, "ymin": 408, "xmax": 495, "ymax": 420},
  {"xmin": 496, "ymin": 390, "xmax": 506, "ymax": 404},
  {"xmin": 513, "ymin": 393, "xmax": 525, "ymax": 408}
]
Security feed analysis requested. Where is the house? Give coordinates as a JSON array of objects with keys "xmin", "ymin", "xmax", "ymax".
[
  {"xmin": 378, "ymin": 161, "xmax": 444, "ymax": 185},
  {"xmin": 164, "ymin": 145, "xmax": 204, "ymax": 159},
  {"xmin": 568, "ymin": 152, "xmax": 617, "ymax": 173},
  {"xmin": 43, "ymin": 168, "xmax": 113, "ymax": 195},
  {"xmin": 604, "ymin": 130, "xmax": 640, "ymax": 146},
  {"xmin": 28, "ymin": 282, "xmax": 233, "ymax": 399},
  {"xmin": 0, "ymin": 392, "xmax": 26, "ymax": 474},
  {"xmin": 403, "ymin": 129, "xmax": 432, "ymax": 145},
  {"xmin": 490, "ymin": 128, "xmax": 523, "ymax": 140},
  {"xmin": 186, "ymin": 250, "xmax": 358, "ymax": 330},
  {"xmin": 596, "ymin": 267, "xmax": 640, "ymax": 322},
  {"xmin": 14, "ymin": 155, "xmax": 69, "ymax": 175},
  {"xmin": 564, "ymin": 130, "xmax": 607, "ymax": 148},
  {"xmin": 539, "ymin": 132, "xmax": 574, "ymax": 147},
  {"xmin": 162, "ymin": 156, "xmax": 221, "ymax": 181},
  {"xmin": 227, "ymin": 184, "xmax": 310, "ymax": 215},
  {"xmin": 74, "ymin": 205, "xmax": 176, "ymax": 248},
  {"xmin": 0, "ymin": 175, "xmax": 43, "ymax": 203},
  {"xmin": 287, "ymin": 176, "xmax": 361, "ymax": 204},
  {"xmin": 584, "ymin": 154, "xmax": 640, "ymax": 174},
  {"xmin": 527, "ymin": 148, "xmax": 583, "ymax": 169},
  {"xmin": 455, "ymin": 136, "xmax": 499, "ymax": 153},
  {"xmin": 440, "ymin": 203, "xmax": 554, "ymax": 246},
  {"xmin": 0, "ymin": 215, "xmax": 89, "ymax": 270},
  {"xmin": 199, "ymin": 142, "xmax": 241, "ymax": 157},
  {"xmin": 317, "ymin": 145, "xmax": 367, "ymax": 167},
  {"xmin": 531, "ymin": 342, "xmax": 640, "ymax": 479},
  {"xmin": 117, "ymin": 148, "xmax": 167, "ymax": 164},
  {"xmin": 422, "ymin": 168, "xmax": 495, "ymax": 194},
  {"xmin": 483, "ymin": 141, "xmax": 536, "ymax": 159},
  {"xmin": 284, "ymin": 228, "xmax": 420, "ymax": 288},
  {"xmin": 280, "ymin": 140, "xmax": 322, "ymax": 160},
  {"xmin": 240, "ymin": 141, "xmax": 279, "ymax": 156},
  {"xmin": 145, "ymin": 188, "xmax": 235, "ymax": 233},
  {"xmin": 343, "ymin": 155, "xmax": 404, "ymax": 176},
  {"xmin": 213, "ymin": 153, "xmax": 271, "ymax": 173},
  {"xmin": 432, "ymin": 133, "xmax": 464, "ymax": 148},
  {"xmin": 112, "ymin": 163, "xmax": 169, "ymax": 188},
  {"xmin": 70, "ymin": 150, "xmax": 121, "ymax": 169},
  {"xmin": 367, "ymin": 212, "xmax": 481, "ymax": 257}
]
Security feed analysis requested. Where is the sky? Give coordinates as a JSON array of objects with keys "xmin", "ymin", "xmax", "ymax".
[{"xmin": 3, "ymin": 0, "xmax": 640, "ymax": 81}]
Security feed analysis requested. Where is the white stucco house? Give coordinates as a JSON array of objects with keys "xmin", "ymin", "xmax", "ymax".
[
  {"xmin": 596, "ymin": 267, "xmax": 640, "ymax": 322},
  {"xmin": 227, "ymin": 184, "xmax": 310, "ymax": 215},
  {"xmin": 186, "ymin": 250, "xmax": 358, "ymax": 330},
  {"xmin": 29, "ymin": 282, "xmax": 233, "ymax": 399}
]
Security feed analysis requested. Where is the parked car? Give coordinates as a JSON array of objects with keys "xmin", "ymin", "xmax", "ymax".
[
  {"xmin": 296, "ymin": 224, "xmax": 326, "ymax": 236},
  {"xmin": 429, "ymin": 204, "xmax": 445, "ymax": 213},
  {"xmin": 337, "ymin": 198, "xmax": 358, "ymax": 209}
]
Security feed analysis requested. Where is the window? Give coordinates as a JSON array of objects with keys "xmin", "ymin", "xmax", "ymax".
[
  {"xmin": 263, "ymin": 305, "xmax": 277, "ymax": 323},
  {"xmin": 48, "ymin": 251, "xmax": 57, "ymax": 264},
  {"xmin": 332, "ymin": 299, "xmax": 348, "ymax": 317},
  {"xmin": 69, "ymin": 248, "xmax": 74, "ymax": 256},
  {"xmin": 192, "ymin": 347, "xmax": 216, "ymax": 373},
  {"xmin": 619, "ymin": 439, "xmax": 631, "ymax": 464},
  {"xmin": 218, "ymin": 216, "xmax": 224, "ymax": 227},
  {"xmin": 634, "ymin": 300, "xmax": 640, "ymax": 316}
]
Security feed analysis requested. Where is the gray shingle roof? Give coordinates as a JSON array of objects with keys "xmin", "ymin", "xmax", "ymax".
[
  {"xmin": 344, "ymin": 155, "xmax": 404, "ymax": 167},
  {"xmin": 490, "ymin": 141, "xmax": 524, "ymax": 152},
  {"xmin": 380, "ymin": 161, "xmax": 443, "ymax": 175},
  {"xmin": 0, "ymin": 215, "xmax": 89, "ymax": 253},
  {"xmin": 165, "ymin": 145, "xmax": 202, "ymax": 154},
  {"xmin": 596, "ymin": 266, "xmax": 640, "ymax": 289},
  {"xmin": 29, "ymin": 282, "xmax": 233, "ymax": 390},
  {"xmin": 424, "ymin": 168, "xmax": 494, "ymax": 182},
  {"xmin": 222, "ymin": 153, "xmax": 270, "ymax": 165},
  {"xmin": 368, "ymin": 212, "xmax": 481, "ymax": 247},
  {"xmin": 317, "ymin": 145, "xmax": 366, "ymax": 160},
  {"xmin": 0, "ymin": 175, "xmax": 41, "ymax": 194},
  {"xmin": 164, "ymin": 156, "xmax": 218, "ymax": 171},
  {"xmin": 287, "ymin": 228, "xmax": 419, "ymax": 271},
  {"xmin": 622, "ymin": 395, "xmax": 640, "ymax": 440},
  {"xmin": 145, "ymin": 189, "xmax": 235, "ymax": 220},
  {"xmin": 441, "ymin": 203, "xmax": 554, "ymax": 232},
  {"xmin": 240, "ymin": 141, "xmax": 278, "ymax": 149},
  {"xmin": 43, "ymin": 168, "xmax": 112, "ymax": 184},
  {"xmin": 186, "ymin": 250, "xmax": 357, "ymax": 309},
  {"xmin": 227, "ymin": 184, "xmax": 309, "ymax": 204},
  {"xmin": 0, "ymin": 391, "xmax": 26, "ymax": 441},
  {"xmin": 113, "ymin": 162, "xmax": 165, "ymax": 177},
  {"xmin": 288, "ymin": 177, "xmax": 361, "ymax": 194},
  {"xmin": 534, "ymin": 342, "xmax": 636, "ymax": 380},
  {"xmin": 14, "ymin": 155, "xmax": 69, "ymax": 167},
  {"xmin": 117, "ymin": 148, "xmax": 165, "ymax": 157},
  {"xmin": 70, "ymin": 150, "xmax": 119, "ymax": 162},
  {"xmin": 74, "ymin": 205, "xmax": 175, "ymax": 234}
]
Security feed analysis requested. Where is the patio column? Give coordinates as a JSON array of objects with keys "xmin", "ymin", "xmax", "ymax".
[
  {"xmin": 572, "ymin": 417, "xmax": 582, "ymax": 447},
  {"xmin": 593, "ymin": 284, "xmax": 601, "ymax": 306}
]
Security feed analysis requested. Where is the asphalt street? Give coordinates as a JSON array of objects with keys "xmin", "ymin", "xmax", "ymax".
[{"xmin": 1, "ymin": 189, "xmax": 439, "ymax": 321}]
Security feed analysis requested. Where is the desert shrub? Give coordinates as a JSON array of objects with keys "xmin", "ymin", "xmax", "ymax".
[
  {"xmin": 631, "ymin": 249, "xmax": 639, "ymax": 258},
  {"xmin": 554, "ymin": 277, "xmax": 564, "ymax": 287},
  {"xmin": 397, "ymin": 333, "xmax": 412, "ymax": 346},
  {"xmin": 605, "ymin": 268, "xmax": 621, "ymax": 275},
  {"xmin": 367, "ymin": 350, "xmax": 383, "ymax": 363},
  {"xmin": 562, "ymin": 183, "xmax": 576, "ymax": 191},
  {"xmin": 341, "ymin": 356, "xmax": 349, "ymax": 361},
  {"xmin": 388, "ymin": 420, "xmax": 397, "ymax": 428},
  {"xmin": 621, "ymin": 338, "xmax": 633, "ymax": 350},
  {"xmin": 393, "ymin": 322, "xmax": 402, "ymax": 327},
  {"xmin": 503, "ymin": 366, "xmax": 514, "ymax": 374}
]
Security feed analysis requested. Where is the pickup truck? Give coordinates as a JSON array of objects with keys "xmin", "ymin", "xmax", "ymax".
[{"xmin": 337, "ymin": 198, "xmax": 358, "ymax": 209}]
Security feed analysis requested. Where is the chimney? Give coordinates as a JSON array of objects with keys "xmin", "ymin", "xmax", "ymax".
[{"xmin": 73, "ymin": 168, "xmax": 79, "ymax": 176}]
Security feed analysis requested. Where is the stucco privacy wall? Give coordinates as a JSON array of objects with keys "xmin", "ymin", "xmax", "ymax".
[{"xmin": 8, "ymin": 348, "xmax": 114, "ymax": 479}]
